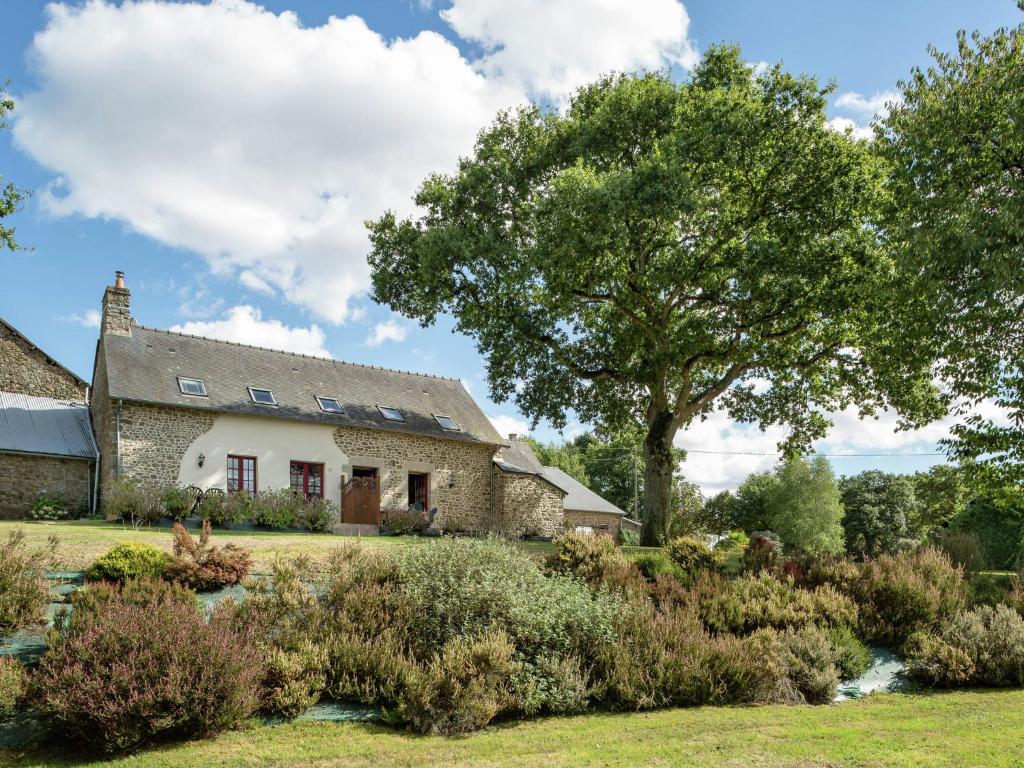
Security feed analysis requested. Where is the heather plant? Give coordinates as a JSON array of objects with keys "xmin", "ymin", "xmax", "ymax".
[
  {"xmin": 85, "ymin": 542, "xmax": 169, "ymax": 583},
  {"xmin": 198, "ymin": 490, "xmax": 251, "ymax": 527},
  {"xmin": 0, "ymin": 529, "xmax": 55, "ymax": 636},
  {"xmin": 665, "ymin": 536, "xmax": 723, "ymax": 576},
  {"xmin": 743, "ymin": 531, "xmax": 782, "ymax": 573},
  {"xmin": 34, "ymin": 579, "xmax": 260, "ymax": 752},
  {"xmin": 828, "ymin": 625, "xmax": 872, "ymax": 681},
  {"xmin": 300, "ymin": 497, "xmax": 339, "ymax": 532},
  {"xmin": 545, "ymin": 531, "xmax": 643, "ymax": 593},
  {"xmin": 905, "ymin": 605, "xmax": 1024, "ymax": 688},
  {"xmin": 0, "ymin": 656, "xmax": 25, "ymax": 717},
  {"xmin": 103, "ymin": 479, "xmax": 163, "ymax": 525},
  {"xmin": 850, "ymin": 547, "xmax": 966, "ymax": 649},
  {"xmin": 383, "ymin": 509, "xmax": 426, "ymax": 535},
  {"xmin": 163, "ymin": 521, "xmax": 252, "ymax": 591}
]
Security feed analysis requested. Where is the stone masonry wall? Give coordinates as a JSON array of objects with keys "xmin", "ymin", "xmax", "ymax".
[
  {"xmin": 333, "ymin": 426, "xmax": 496, "ymax": 533},
  {"xmin": 115, "ymin": 404, "xmax": 216, "ymax": 488},
  {"xmin": 564, "ymin": 509, "xmax": 622, "ymax": 536},
  {"xmin": 0, "ymin": 322, "xmax": 85, "ymax": 401},
  {"xmin": 0, "ymin": 453, "xmax": 91, "ymax": 518},
  {"xmin": 494, "ymin": 469, "xmax": 565, "ymax": 538}
]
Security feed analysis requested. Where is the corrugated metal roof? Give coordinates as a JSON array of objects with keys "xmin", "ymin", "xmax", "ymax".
[
  {"xmin": 99, "ymin": 325, "xmax": 504, "ymax": 446},
  {"xmin": 0, "ymin": 391, "xmax": 97, "ymax": 460}
]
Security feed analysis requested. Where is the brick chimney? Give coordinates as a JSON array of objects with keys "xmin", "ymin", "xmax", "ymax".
[{"xmin": 101, "ymin": 270, "xmax": 132, "ymax": 336}]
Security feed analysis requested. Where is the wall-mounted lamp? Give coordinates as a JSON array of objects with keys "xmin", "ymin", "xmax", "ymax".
[
  {"xmin": 448, "ymin": 478, "xmax": 455, "ymax": 489},
  {"xmin": 197, "ymin": 452, "xmax": 205, "ymax": 468}
]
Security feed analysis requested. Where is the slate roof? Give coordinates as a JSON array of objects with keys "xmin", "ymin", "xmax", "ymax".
[
  {"xmin": 0, "ymin": 391, "xmax": 97, "ymax": 460},
  {"xmin": 541, "ymin": 466, "xmax": 627, "ymax": 516},
  {"xmin": 99, "ymin": 325, "xmax": 504, "ymax": 446},
  {"xmin": 493, "ymin": 438, "xmax": 545, "ymax": 474},
  {"xmin": 1, "ymin": 318, "xmax": 88, "ymax": 389}
]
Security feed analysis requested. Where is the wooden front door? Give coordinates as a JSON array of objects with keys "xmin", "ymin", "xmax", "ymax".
[{"xmin": 343, "ymin": 468, "xmax": 380, "ymax": 525}]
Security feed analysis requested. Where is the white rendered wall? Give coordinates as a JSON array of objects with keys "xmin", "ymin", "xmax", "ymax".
[{"xmin": 177, "ymin": 413, "xmax": 348, "ymax": 506}]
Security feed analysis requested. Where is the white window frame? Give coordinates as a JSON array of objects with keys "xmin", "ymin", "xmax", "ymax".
[
  {"xmin": 248, "ymin": 387, "xmax": 278, "ymax": 406},
  {"xmin": 316, "ymin": 396, "xmax": 345, "ymax": 414},
  {"xmin": 177, "ymin": 377, "xmax": 208, "ymax": 397}
]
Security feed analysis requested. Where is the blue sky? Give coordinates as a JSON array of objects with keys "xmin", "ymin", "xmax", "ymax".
[{"xmin": 0, "ymin": 0, "xmax": 1019, "ymax": 493}]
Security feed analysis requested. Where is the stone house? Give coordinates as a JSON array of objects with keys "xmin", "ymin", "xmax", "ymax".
[
  {"xmin": 0, "ymin": 319, "xmax": 97, "ymax": 517},
  {"xmin": 88, "ymin": 273, "xmax": 627, "ymax": 535}
]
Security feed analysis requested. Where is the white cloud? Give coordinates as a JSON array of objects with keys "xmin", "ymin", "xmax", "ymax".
[
  {"xmin": 365, "ymin": 318, "xmax": 408, "ymax": 347},
  {"xmin": 834, "ymin": 90, "xmax": 901, "ymax": 120},
  {"xmin": 489, "ymin": 413, "xmax": 531, "ymax": 439},
  {"xmin": 826, "ymin": 116, "xmax": 874, "ymax": 141},
  {"xmin": 443, "ymin": 0, "xmax": 697, "ymax": 104},
  {"xmin": 169, "ymin": 304, "xmax": 331, "ymax": 357},
  {"xmin": 59, "ymin": 309, "xmax": 101, "ymax": 328},
  {"xmin": 14, "ymin": 0, "xmax": 698, "ymax": 323}
]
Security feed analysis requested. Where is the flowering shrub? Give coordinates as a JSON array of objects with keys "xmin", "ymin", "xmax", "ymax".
[
  {"xmin": 0, "ymin": 529, "xmax": 54, "ymax": 635},
  {"xmin": 34, "ymin": 579, "xmax": 260, "ymax": 752},
  {"xmin": 30, "ymin": 493, "xmax": 69, "ymax": 521},
  {"xmin": 85, "ymin": 542, "xmax": 169, "ymax": 583},
  {"xmin": 743, "ymin": 531, "xmax": 782, "ymax": 573},
  {"xmin": 162, "ymin": 521, "xmax": 253, "ymax": 591},
  {"xmin": 545, "ymin": 531, "xmax": 643, "ymax": 593},
  {"xmin": 0, "ymin": 657, "xmax": 25, "ymax": 717}
]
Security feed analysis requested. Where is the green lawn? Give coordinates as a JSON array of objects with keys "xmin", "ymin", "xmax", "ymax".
[
  {"xmin": 4, "ymin": 690, "xmax": 1024, "ymax": 767},
  {"xmin": 0, "ymin": 520, "xmax": 658, "ymax": 571}
]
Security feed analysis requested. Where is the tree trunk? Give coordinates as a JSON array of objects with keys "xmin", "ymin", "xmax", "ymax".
[{"xmin": 641, "ymin": 413, "xmax": 678, "ymax": 546}]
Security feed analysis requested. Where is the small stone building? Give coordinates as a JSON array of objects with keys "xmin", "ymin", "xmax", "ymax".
[{"xmin": 1, "ymin": 318, "xmax": 87, "ymax": 401}]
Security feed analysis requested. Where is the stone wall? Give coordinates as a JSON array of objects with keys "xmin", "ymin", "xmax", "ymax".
[
  {"xmin": 0, "ymin": 322, "xmax": 85, "ymax": 401},
  {"xmin": 333, "ymin": 426, "xmax": 497, "ymax": 533},
  {"xmin": 564, "ymin": 509, "xmax": 623, "ymax": 536},
  {"xmin": 115, "ymin": 404, "xmax": 216, "ymax": 488},
  {"xmin": 0, "ymin": 453, "xmax": 92, "ymax": 518},
  {"xmin": 494, "ymin": 469, "xmax": 565, "ymax": 538}
]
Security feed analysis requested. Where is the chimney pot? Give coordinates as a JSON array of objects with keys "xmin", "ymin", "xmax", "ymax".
[{"xmin": 114, "ymin": 271, "xmax": 125, "ymax": 289}]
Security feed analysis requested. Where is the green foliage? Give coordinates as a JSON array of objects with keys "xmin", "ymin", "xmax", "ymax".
[
  {"xmin": 773, "ymin": 626, "xmax": 841, "ymax": 704},
  {"xmin": 161, "ymin": 486, "xmax": 196, "ymax": 521},
  {"xmin": 104, "ymin": 479, "xmax": 164, "ymax": 525},
  {"xmin": 0, "ymin": 529, "xmax": 55, "ymax": 635},
  {"xmin": 732, "ymin": 473, "xmax": 777, "ymax": 532},
  {"xmin": 0, "ymin": 656, "xmax": 25, "ymax": 717},
  {"xmin": 527, "ymin": 437, "xmax": 590, "ymax": 486},
  {"xmin": 368, "ymin": 47, "xmax": 938, "ymax": 547},
  {"xmin": 702, "ymin": 493, "xmax": 740, "ymax": 538},
  {"xmin": 932, "ymin": 530, "xmax": 987, "ymax": 574},
  {"xmin": 665, "ymin": 536, "xmax": 722, "ymax": 576},
  {"xmin": 30, "ymin": 493, "xmax": 69, "ymax": 521},
  {"xmin": 906, "ymin": 605, "xmax": 1024, "ymax": 688},
  {"xmin": 828, "ymin": 625, "xmax": 872, "ymax": 681},
  {"xmin": 839, "ymin": 470, "xmax": 920, "ymax": 558},
  {"xmin": 715, "ymin": 530, "xmax": 750, "ymax": 553},
  {"xmin": 545, "ymin": 532, "xmax": 641, "ymax": 592},
  {"xmin": 630, "ymin": 552, "xmax": 677, "ymax": 582},
  {"xmin": 0, "ymin": 86, "xmax": 27, "ymax": 252},
  {"xmin": 950, "ymin": 499, "xmax": 1024, "ymax": 570},
  {"xmin": 881, "ymin": 16, "xmax": 1024, "ymax": 496},
  {"xmin": 617, "ymin": 527, "xmax": 639, "ymax": 546},
  {"xmin": 912, "ymin": 465, "xmax": 970, "ymax": 531},
  {"xmin": 250, "ymin": 489, "xmax": 303, "ymax": 529},
  {"xmin": 668, "ymin": 480, "xmax": 705, "ymax": 539},
  {"xmin": 85, "ymin": 542, "xmax": 170, "ymax": 583},
  {"xmin": 198, "ymin": 491, "xmax": 251, "ymax": 527},
  {"xmin": 383, "ymin": 509, "xmax": 426, "ymax": 535},
  {"xmin": 765, "ymin": 457, "xmax": 845, "ymax": 557},
  {"xmin": 299, "ymin": 497, "xmax": 338, "ymax": 532},
  {"xmin": 850, "ymin": 548, "xmax": 967, "ymax": 649}
]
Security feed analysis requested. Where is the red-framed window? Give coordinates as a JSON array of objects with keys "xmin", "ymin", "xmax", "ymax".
[
  {"xmin": 290, "ymin": 461, "xmax": 324, "ymax": 500},
  {"xmin": 227, "ymin": 455, "xmax": 257, "ymax": 494},
  {"xmin": 408, "ymin": 472, "xmax": 429, "ymax": 510}
]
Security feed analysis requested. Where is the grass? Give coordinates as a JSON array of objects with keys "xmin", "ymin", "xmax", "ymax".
[
  {"xmin": 0, "ymin": 519, "xmax": 658, "ymax": 571},
  {"xmin": 4, "ymin": 690, "xmax": 1024, "ymax": 767}
]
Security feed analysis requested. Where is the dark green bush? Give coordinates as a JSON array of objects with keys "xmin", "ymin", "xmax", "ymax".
[
  {"xmin": 161, "ymin": 486, "xmax": 196, "ymax": 521},
  {"xmin": 34, "ymin": 579, "xmax": 260, "ymax": 752},
  {"xmin": 967, "ymin": 573, "xmax": 1017, "ymax": 608},
  {"xmin": 30, "ymin": 493, "xmax": 70, "ymax": 521},
  {"xmin": 714, "ymin": 530, "xmax": 749, "ymax": 553},
  {"xmin": 198, "ymin": 491, "xmax": 251, "ymax": 527},
  {"xmin": 250, "ymin": 489, "xmax": 303, "ymax": 529},
  {"xmin": 0, "ymin": 656, "xmax": 25, "ymax": 717},
  {"xmin": 0, "ymin": 529, "xmax": 54, "ymax": 636},
  {"xmin": 103, "ymin": 479, "xmax": 163, "ymax": 525},
  {"xmin": 85, "ymin": 542, "xmax": 169, "ymax": 583},
  {"xmin": 617, "ymin": 527, "xmax": 640, "ymax": 546},
  {"xmin": 631, "ymin": 552, "xmax": 676, "ymax": 582},
  {"xmin": 828, "ymin": 625, "xmax": 872, "ymax": 681},
  {"xmin": 851, "ymin": 547, "xmax": 966, "ymax": 649},
  {"xmin": 665, "ymin": 536, "xmax": 723, "ymax": 576},
  {"xmin": 905, "ymin": 605, "xmax": 1024, "ymax": 688},
  {"xmin": 933, "ymin": 531, "xmax": 987, "ymax": 574}
]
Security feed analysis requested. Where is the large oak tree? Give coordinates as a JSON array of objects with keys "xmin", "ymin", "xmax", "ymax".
[{"xmin": 367, "ymin": 46, "xmax": 941, "ymax": 544}]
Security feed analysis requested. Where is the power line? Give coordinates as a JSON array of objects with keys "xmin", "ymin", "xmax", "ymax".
[{"xmin": 681, "ymin": 449, "xmax": 944, "ymax": 457}]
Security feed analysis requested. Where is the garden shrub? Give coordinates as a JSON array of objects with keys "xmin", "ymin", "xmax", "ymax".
[
  {"xmin": 198, "ymin": 490, "xmax": 251, "ymax": 527},
  {"xmin": 850, "ymin": 547, "xmax": 966, "ymax": 649},
  {"xmin": 85, "ymin": 542, "xmax": 169, "ymax": 583},
  {"xmin": 905, "ymin": 605, "xmax": 1024, "ymax": 688},
  {"xmin": 804, "ymin": 556, "xmax": 861, "ymax": 592},
  {"xmin": 251, "ymin": 489, "xmax": 303, "ymax": 529},
  {"xmin": 772, "ymin": 626, "xmax": 841, "ymax": 704},
  {"xmin": 0, "ymin": 529, "xmax": 54, "ymax": 636},
  {"xmin": 696, "ymin": 572, "xmax": 858, "ymax": 636},
  {"xmin": 743, "ymin": 530, "xmax": 782, "ymax": 573},
  {"xmin": 545, "ymin": 531, "xmax": 642, "ymax": 592},
  {"xmin": 161, "ymin": 486, "xmax": 196, "ymax": 521},
  {"xmin": 933, "ymin": 531, "xmax": 987, "ymax": 574},
  {"xmin": 398, "ymin": 630, "xmax": 517, "ymax": 734},
  {"xmin": 617, "ymin": 527, "xmax": 640, "ymax": 546},
  {"xmin": 967, "ymin": 573, "xmax": 1017, "ymax": 608},
  {"xmin": 714, "ymin": 530, "xmax": 749, "ymax": 553},
  {"xmin": 300, "ymin": 497, "xmax": 338, "ymax": 532},
  {"xmin": 30, "ymin": 493, "xmax": 69, "ymax": 521},
  {"xmin": 58, "ymin": 578, "xmax": 200, "ymax": 633},
  {"xmin": 631, "ymin": 552, "xmax": 676, "ymax": 582},
  {"xmin": 162, "ymin": 521, "xmax": 253, "ymax": 591},
  {"xmin": 828, "ymin": 625, "xmax": 872, "ymax": 681},
  {"xmin": 400, "ymin": 538, "xmax": 620, "ymax": 714},
  {"xmin": 0, "ymin": 656, "xmax": 25, "ymax": 717},
  {"xmin": 383, "ymin": 509, "xmax": 426, "ymax": 536},
  {"xmin": 34, "ymin": 579, "xmax": 260, "ymax": 752},
  {"xmin": 326, "ymin": 628, "xmax": 414, "ymax": 710},
  {"xmin": 103, "ymin": 479, "xmax": 163, "ymax": 525},
  {"xmin": 665, "ymin": 536, "xmax": 722, "ymax": 576}
]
